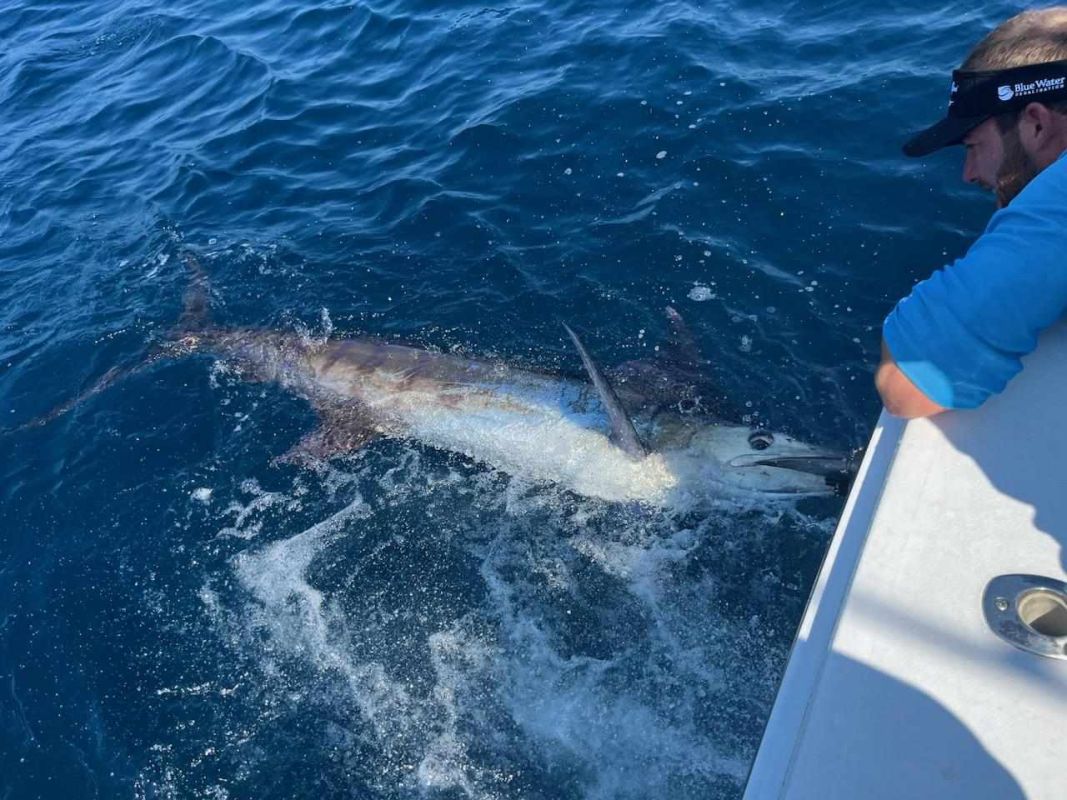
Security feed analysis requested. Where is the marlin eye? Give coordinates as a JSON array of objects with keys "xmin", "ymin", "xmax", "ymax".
[{"xmin": 749, "ymin": 431, "xmax": 774, "ymax": 451}]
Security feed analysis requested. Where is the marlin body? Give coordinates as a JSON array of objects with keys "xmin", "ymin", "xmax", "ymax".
[
  {"xmin": 17, "ymin": 255, "xmax": 853, "ymax": 507},
  {"xmin": 181, "ymin": 320, "xmax": 851, "ymax": 508}
]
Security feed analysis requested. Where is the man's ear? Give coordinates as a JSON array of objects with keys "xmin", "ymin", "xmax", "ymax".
[
  {"xmin": 1015, "ymin": 102, "xmax": 1066, "ymax": 165},
  {"xmin": 1020, "ymin": 102, "xmax": 1054, "ymax": 143}
]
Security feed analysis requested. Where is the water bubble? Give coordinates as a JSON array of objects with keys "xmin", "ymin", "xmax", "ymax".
[{"xmin": 687, "ymin": 285, "xmax": 715, "ymax": 302}]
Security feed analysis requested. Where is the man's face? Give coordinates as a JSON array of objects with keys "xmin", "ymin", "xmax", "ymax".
[{"xmin": 961, "ymin": 117, "xmax": 1040, "ymax": 207}]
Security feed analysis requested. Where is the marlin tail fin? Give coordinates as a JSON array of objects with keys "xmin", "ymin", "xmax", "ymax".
[{"xmin": 4, "ymin": 250, "xmax": 210, "ymax": 434}]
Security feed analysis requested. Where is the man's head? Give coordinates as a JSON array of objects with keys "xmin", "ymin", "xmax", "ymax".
[{"xmin": 905, "ymin": 8, "xmax": 1067, "ymax": 206}]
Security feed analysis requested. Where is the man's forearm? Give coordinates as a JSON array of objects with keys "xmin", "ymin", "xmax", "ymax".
[{"xmin": 875, "ymin": 340, "xmax": 947, "ymax": 419}]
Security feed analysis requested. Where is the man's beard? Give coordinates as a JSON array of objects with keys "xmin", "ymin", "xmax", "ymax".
[{"xmin": 995, "ymin": 126, "xmax": 1040, "ymax": 207}]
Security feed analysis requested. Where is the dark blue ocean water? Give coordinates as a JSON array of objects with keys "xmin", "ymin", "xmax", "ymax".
[{"xmin": 0, "ymin": 1, "xmax": 1027, "ymax": 797}]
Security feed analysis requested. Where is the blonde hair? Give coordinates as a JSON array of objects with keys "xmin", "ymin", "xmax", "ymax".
[
  {"xmin": 963, "ymin": 8, "xmax": 1067, "ymax": 123},
  {"xmin": 963, "ymin": 8, "xmax": 1067, "ymax": 70}
]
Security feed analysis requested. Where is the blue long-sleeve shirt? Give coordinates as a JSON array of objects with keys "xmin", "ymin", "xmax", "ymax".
[{"xmin": 883, "ymin": 152, "xmax": 1067, "ymax": 408}]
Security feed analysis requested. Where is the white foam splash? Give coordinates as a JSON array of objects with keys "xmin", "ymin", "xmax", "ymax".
[
  {"xmin": 197, "ymin": 450, "xmax": 822, "ymax": 798},
  {"xmin": 232, "ymin": 493, "xmax": 485, "ymax": 794}
]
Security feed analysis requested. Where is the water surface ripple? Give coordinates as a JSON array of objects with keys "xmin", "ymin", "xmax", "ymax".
[{"xmin": 0, "ymin": 1, "xmax": 1025, "ymax": 798}]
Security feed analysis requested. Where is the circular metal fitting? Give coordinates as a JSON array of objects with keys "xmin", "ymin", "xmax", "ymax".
[{"xmin": 983, "ymin": 574, "xmax": 1067, "ymax": 660}]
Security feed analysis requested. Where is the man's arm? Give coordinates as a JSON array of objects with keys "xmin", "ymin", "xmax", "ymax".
[{"xmin": 875, "ymin": 340, "xmax": 947, "ymax": 419}]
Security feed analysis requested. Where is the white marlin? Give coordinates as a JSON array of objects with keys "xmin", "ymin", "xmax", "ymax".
[{"xmin": 19, "ymin": 255, "xmax": 855, "ymax": 507}]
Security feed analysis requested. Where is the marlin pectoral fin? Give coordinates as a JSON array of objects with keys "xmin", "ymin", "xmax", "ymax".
[
  {"xmin": 562, "ymin": 323, "xmax": 647, "ymax": 461},
  {"xmin": 274, "ymin": 405, "xmax": 379, "ymax": 465},
  {"xmin": 275, "ymin": 425, "xmax": 378, "ymax": 465}
]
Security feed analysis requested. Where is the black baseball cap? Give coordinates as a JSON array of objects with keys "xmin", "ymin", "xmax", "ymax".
[{"xmin": 903, "ymin": 59, "xmax": 1067, "ymax": 157}]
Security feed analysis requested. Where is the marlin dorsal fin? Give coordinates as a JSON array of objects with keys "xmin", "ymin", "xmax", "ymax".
[
  {"xmin": 177, "ymin": 252, "xmax": 212, "ymax": 332},
  {"xmin": 662, "ymin": 306, "xmax": 707, "ymax": 375},
  {"xmin": 562, "ymin": 323, "xmax": 648, "ymax": 461}
]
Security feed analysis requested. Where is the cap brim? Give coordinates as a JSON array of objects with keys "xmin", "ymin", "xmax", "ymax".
[{"xmin": 902, "ymin": 114, "xmax": 987, "ymax": 158}]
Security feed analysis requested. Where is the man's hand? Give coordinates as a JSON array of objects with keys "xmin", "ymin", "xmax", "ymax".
[{"xmin": 875, "ymin": 341, "xmax": 947, "ymax": 419}]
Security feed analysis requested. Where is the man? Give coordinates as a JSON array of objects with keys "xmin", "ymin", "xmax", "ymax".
[{"xmin": 876, "ymin": 8, "xmax": 1067, "ymax": 418}]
